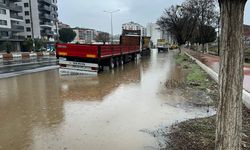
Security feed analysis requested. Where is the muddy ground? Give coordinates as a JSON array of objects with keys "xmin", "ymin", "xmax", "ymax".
[{"xmin": 160, "ymin": 54, "xmax": 250, "ymax": 150}]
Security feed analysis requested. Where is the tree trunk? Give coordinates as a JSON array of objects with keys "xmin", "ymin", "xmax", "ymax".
[
  {"xmin": 178, "ymin": 46, "xmax": 182, "ymax": 54},
  {"xmin": 215, "ymin": 0, "xmax": 247, "ymax": 150},
  {"xmin": 202, "ymin": 43, "xmax": 205, "ymax": 53}
]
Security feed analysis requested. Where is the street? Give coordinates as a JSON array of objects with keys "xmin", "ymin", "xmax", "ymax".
[{"xmin": 0, "ymin": 51, "xmax": 213, "ymax": 150}]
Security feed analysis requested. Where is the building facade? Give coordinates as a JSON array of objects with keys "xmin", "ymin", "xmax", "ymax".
[
  {"xmin": 122, "ymin": 21, "xmax": 146, "ymax": 36},
  {"xmin": 0, "ymin": 0, "xmax": 24, "ymax": 51},
  {"xmin": 244, "ymin": 24, "xmax": 250, "ymax": 45},
  {"xmin": 72, "ymin": 28, "xmax": 95, "ymax": 44},
  {"xmin": 146, "ymin": 23, "xmax": 161, "ymax": 46},
  {"xmin": 146, "ymin": 23, "xmax": 174, "ymax": 47},
  {"xmin": 17, "ymin": 0, "xmax": 58, "ymax": 41}
]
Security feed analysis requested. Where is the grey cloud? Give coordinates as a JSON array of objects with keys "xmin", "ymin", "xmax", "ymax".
[{"xmin": 58, "ymin": 0, "xmax": 250, "ymax": 34}]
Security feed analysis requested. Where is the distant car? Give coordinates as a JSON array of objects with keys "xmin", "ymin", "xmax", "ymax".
[
  {"xmin": 157, "ymin": 39, "xmax": 169, "ymax": 52},
  {"xmin": 170, "ymin": 44, "xmax": 179, "ymax": 50},
  {"xmin": 36, "ymin": 47, "xmax": 46, "ymax": 52}
]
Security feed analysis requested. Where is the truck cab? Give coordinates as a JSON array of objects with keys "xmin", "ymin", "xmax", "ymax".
[{"xmin": 157, "ymin": 39, "xmax": 169, "ymax": 52}]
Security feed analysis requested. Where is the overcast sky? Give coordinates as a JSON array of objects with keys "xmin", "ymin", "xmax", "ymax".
[{"xmin": 58, "ymin": 0, "xmax": 250, "ymax": 34}]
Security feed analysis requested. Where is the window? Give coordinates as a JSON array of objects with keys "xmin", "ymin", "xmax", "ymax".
[
  {"xmin": 0, "ymin": 19, "xmax": 7, "ymax": 25},
  {"xmin": 0, "ymin": 9, "xmax": 6, "ymax": 14},
  {"xmin": 27, "ymin": 35, "xmax": 31, "ymax": 38},
  {"xmin": 25, "ymin": 19, "xmax": 30, "ymax": 24},
  {"xmin": 0, "ymin": 31, "xmax": 8, "ymax": 37},
  {"xmin": 26, "ymin": 27, "xmax": 31, "ymax": 32},
  {"xmin": 24, "ymin": 3, "xmax": 29, "ymax": 7},
  {"xmin": 24, "ymin": 11, "xmax": 29, "ymax": 16}
]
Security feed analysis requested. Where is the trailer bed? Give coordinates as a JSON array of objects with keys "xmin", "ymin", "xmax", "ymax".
[{"xmin": 56, "ymin": 43, "xmax": 140, "ymax": 74}]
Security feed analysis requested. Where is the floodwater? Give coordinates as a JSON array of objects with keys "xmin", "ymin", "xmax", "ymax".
[{"xmin": 0, "ymin": 50, "xmax": 214, "ymax": 150}]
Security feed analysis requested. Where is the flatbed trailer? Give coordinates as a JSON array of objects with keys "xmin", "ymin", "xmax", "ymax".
[{"xmin": 56, "ymin": 43, "xmax": 140, "ymax": 74}]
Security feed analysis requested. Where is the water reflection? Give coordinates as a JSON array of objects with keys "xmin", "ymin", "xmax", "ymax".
[
  {"xmin": 0, "ymin": 71, "xmax": 63, "ymax": 150},
  {"xmin": 59, "ymin": 61, "xmax": 142, "ymax": 101}
]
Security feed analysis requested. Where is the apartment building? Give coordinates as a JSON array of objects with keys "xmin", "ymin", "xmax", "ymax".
[
  {"xmin": 0, "ymin": 0, "xmax": 24, "ymax": 51},
  {"xmin": 72, "ymin": 27, "xmax": 95, "ymax": 44},
  {"xmin": 146, "ymin": 23, "xmax": 174, "ymax": 46},
  {"xmin": 17, "ymin": 0, "xmax": 58, "ymax": 42},
  {"xmin": 122, "ymin": 21, "xmax": 147, "ymax": 36},
  {"xmin": 244, "ymin": 24, "xmax": 250, "ymax": 45}
]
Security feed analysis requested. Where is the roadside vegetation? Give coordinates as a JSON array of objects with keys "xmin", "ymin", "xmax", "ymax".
[
  {"xmin": 161, "ymin": 53, "xmax": 250, "ymax": 150},
  {"xmin": 175, "ymin": 53, "xmax": 214, "ymax": 90}
]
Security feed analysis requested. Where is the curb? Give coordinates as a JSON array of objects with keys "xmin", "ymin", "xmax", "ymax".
[
  {"xmin": 0, "ymin": 65, "xmax": 59, "ymax": 79},
  {"xmin": 185, "ymin": 52, "xmax": 250, "ymax": 109}
]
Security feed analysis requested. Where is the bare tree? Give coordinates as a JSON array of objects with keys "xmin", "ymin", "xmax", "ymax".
[
  {"xmin": 157, "ymin": 0, "xmax": 218, "ymax": 52},
  {"xmin": 95, "ymin": 32, "xmax": 110, "ymax": 45},
  {"xmin": 184, "ymin": 0, "xmax": 218, "ymax": 52},
  {"xmin": 215, "ymin": 0, "xmax": 247, "ymax": 150},
  {"xmin": 157, "ymin": 5, "xmax": 197, "ymax": 52}
]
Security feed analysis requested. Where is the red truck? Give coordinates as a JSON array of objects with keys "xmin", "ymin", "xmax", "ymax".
[{"xmin": 56, "ymin": 36, "xmax": 140, "ymax": 74}]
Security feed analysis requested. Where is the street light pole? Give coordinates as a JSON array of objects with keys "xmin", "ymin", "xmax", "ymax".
[{"xmin": 104, "ymin": 9, "xmax": 120, "ymax": 44}]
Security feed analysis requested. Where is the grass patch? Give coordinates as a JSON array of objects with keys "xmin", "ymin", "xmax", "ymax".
[
  {"xmin": 175, "ymin": 53, "xmax": 210, "ymax": 89},
  {"xmin": 175, "ymin": 53, "xmax": 189, "ymax": 65},
  {"xmin": 245, "ymin": 63, "xmax": 250, "ymax": 67}
]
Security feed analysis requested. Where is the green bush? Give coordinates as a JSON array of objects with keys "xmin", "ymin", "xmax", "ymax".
[{"xmin": 0, "ymin": 41, "xmax": 13, "ymax": 53}]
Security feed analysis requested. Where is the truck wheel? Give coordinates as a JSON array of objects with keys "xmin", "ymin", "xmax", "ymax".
[
  {"xmin": 109, "ymin": 58, "xmax": 114, "ymax": 69},
  {"xmin": 116, "ymin": 58, "xmax": 119, "ymax": 67},
  {"xmin": 134, "ymin": 54, "xmax": 137, "ymax": 61},
  {"xmin": 120, "ymin": 58, "xmax": 124, "ymax": 65},
  {"xmin": 99, "ymin": 65, "xmax": 104, "ymax": 71}
]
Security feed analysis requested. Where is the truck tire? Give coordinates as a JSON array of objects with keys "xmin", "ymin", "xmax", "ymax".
[
  {"xmin": 120, "ymin": 57, "xmax": 124, "ymax": 65},
  {"xmin": 109, "ymin": 58, "xmax": 114, "ymax": 69},
  {"xmin": 115, "ymin": 58, "xmax": 119, "ymax": 67}
]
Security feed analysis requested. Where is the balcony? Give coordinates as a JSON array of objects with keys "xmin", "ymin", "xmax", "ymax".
[
  {"xmin": 9, "ymin": 0, "xmax": 22, "ymax": 2},
  {"xmin": 9, "ymin": 3, "xmax": 22, "ymax": 12},
  {"xmin": 40, "ymin": 22, "xmax": 53, "ymax": 28},
  {"xmin": 39, "ymin": 14, "xmax": 53, "ymax": 20},
  {"xmin": 39, "ymin": 5, "xmax": 52, "ymax": 12},
  {"xmin": 40, "ymin": 22, "xmax": 53, "ymax": 26},
  {"xmin": 41, "ymin": 30, "xmax": 54, "ymax": 36},
  {"xmin": 10, "ymin": 14, "xmax": 23, "ymax": 20},
  {"xmin": 51, "ymin": 11, "xmax": 58, "ymax": 17},
  {"xmin": 51, "ymin": 4, "xmax": 58, "ymax": 10},
  {"xmin": 11, "ymin": 25, "xmax": 24, "ymax": 32},
  {"xmin": 38, "ymin": 0, "xmax": 52, "ymax": 5}
]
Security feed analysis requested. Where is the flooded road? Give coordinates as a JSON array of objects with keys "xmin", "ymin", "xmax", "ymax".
[{"xmin": 0, "ymin": 50, "xmax": 214, "ymax": 150}]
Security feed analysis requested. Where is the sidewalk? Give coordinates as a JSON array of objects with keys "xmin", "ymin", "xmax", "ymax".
[
  {"xmin": 185, "ymin": 49, "xmax": 250, "ymax": 108},
  {"xmin": 186, "ymin": 49, "xmax": 250, "ymax": 93}
]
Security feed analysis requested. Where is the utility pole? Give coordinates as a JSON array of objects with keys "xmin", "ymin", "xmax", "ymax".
[{"xmin": 104, "ymin": 9, "xmax": 120, "ymax": 44}]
